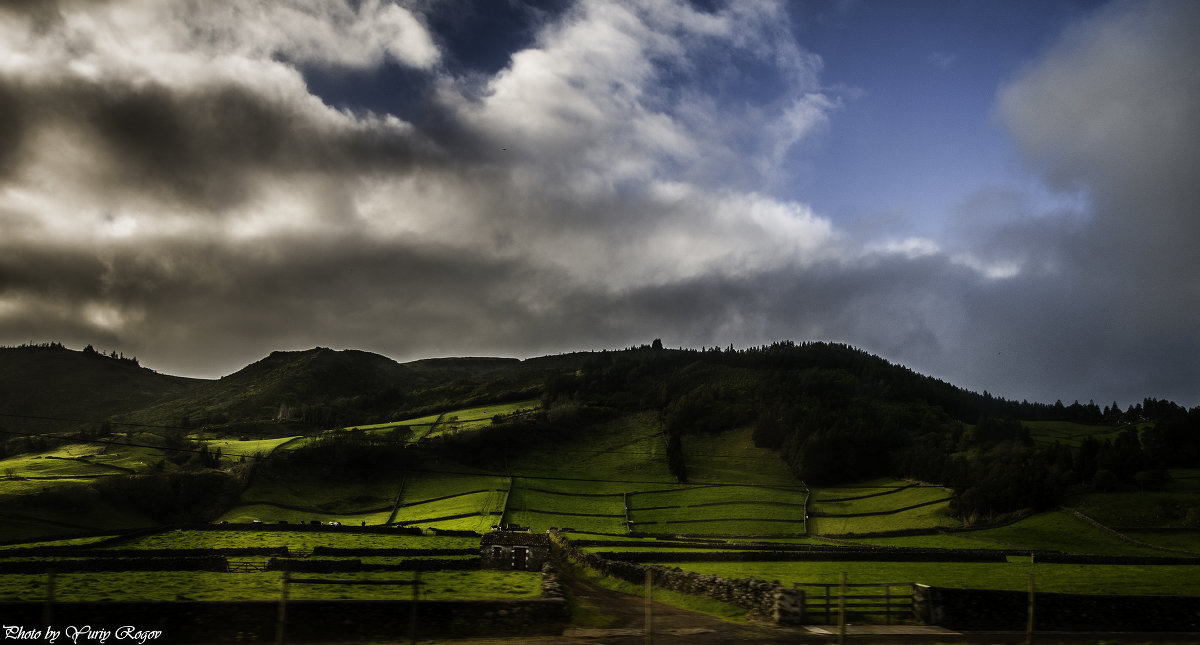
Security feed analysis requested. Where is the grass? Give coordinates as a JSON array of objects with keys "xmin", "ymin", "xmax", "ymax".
[
  {"xmin": 507, "ymin": 485, "xmax": 625, "ymax": 515},
  {"xmin": 392, "ymin": 470, "xmax": 507, "ymax": 531},
  {"xmin": 967, "ymin": 510, "xmax": 1169, "ymax": 556},
  {"xmin": 559, "ymin": 557, "xmax": 751, "ymax": 626},
  {"xmin": 654, "ymin": 559, "xmax": 1200, "ymax": 596},
  {"xmin": 506, "ymin": 412, "xmax": 674, "ymax": 486},
  {"xmin": 0, "ymin": 535, "xmax": 120, "ymax": 550},
  {"xmin": 0, "ymin": 570, "xmax": 540, "ymax": 601},
  {"xmin": 102, "ymin": 530, "xmax": 479, "ymax": 551},
  {"xmin": 633, "ymin": 484, "xmax": 804, "ymax": 507},
  {"xmin": 422, "ymin": 400, "xmax": 541, "ymax": 440},
  {"xmin": 0, "ymin": 445, "xmax": 126, "ymax": 479},
  {"xmin": 218, "ymin": 504, "xmax": 393, "ymax": 526},
  {"xmin": 396, "ymin": 492, "xmax": 501, "ymax": 522},
  {"xmin": 506, "ymin": 510, "xmax": 625, "ymax": 534},
  {"xmin": 504, "ymin": 485, "xmax": 626, "ymax": 532},
  {"xmin": 631, "ymin": 502, "xmax": 803, "ymax": 524},
  {"xmin": 682, "ymin": 426, "xmax": 801, "ymax": 487},
  {"xmin": 1120, "ymin": 531, "xmax": 1200, "ymax": 554},
  {"xmin": 237, "ymin": 470, "xmax": 401, "ymax": 514},
  {"xmin": 1066, "ymin": 490, "xmax": 1200, "ymax": 529},
  {"xmin": 1022, "ymin": 420, "xmax": 1127, "ymax": 447},
  {"xmin": 197, "ymin": 436, "xmax": 299, "ymax": 465},
  {"xmin": 809, "ymin": 502, "xmax": 959, "ymax": 536},
  {"xmin": 812, "ymin": 485, "xmax": 951, "ymax": 515}
]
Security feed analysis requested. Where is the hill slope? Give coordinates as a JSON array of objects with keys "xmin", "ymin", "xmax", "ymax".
[{"xmin": 0, "ymin": 344, "xmax": 201, "ymax": 435}]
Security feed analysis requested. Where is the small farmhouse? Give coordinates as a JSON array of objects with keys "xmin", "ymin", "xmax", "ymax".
[{"xmin": 480, "ymin": 531, "xmax": 552, "ymax": 571}]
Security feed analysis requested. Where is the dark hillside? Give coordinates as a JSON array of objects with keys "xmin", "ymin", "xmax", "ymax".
[
  {"xmin": 122, "ymin": 349, "xmax": 542, "ymax": 433},
  {"xmin": 0, "ymin": 344, "xmax": 201, "ymax": 435},
  {"xmin": 122, "ymin": 347, "xmax": 425, "ymax": 431}
]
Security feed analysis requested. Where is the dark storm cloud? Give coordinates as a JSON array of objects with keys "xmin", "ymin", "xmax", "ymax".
[
  {"xmin": 2, "ymin": 0, "xmax": 1198, "ymax": 408},
  {"xmin": 0, "ymin": 77, "xmax": 444, "ymax": 211},
  {"xmin": 0, "ymin": 83, "xmax": 25, "ymax": 179},
  {"xmin": 987, "ymin": 0, "xmax": 1200, "ymax": 403}
]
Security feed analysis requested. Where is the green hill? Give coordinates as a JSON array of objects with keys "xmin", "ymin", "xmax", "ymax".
[
  {"xmin": 0, "ymin": 344, "xmax": 200, "ymax": 435},
  {"xmin": 2, "ymin": 340, "xmax": 1198, "ymax": 547}
]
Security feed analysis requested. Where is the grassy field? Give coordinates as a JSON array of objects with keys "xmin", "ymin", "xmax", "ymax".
[
  {"xmin": 388, "ymin": 471, "xmax": 508, "ymax": 532},
  {"xmin": 0, "ymin": 570, "xmax": 540, "ymax": 601},
  {"xmin": 1066, "ymin": 490, "xmax": 1200, "ymax": 529},
  {"xmin": 1, "ymin": 444, "xmax": 116, "ymax": 475},
  {"xmin": 422, "ymin": 400, "xmax": 541, "ymax": 440},
  {"xmin": 812, "ymin": 485, "xmax": 951, "ymax": 515},
  {"xmin": 101, "ymin": 529, "xmax": 479, "ymax": 551},
  {"xmin": 496, "ymin": 420, "xmax": 813, "ymax": 536},
  {"xmin": 219, "ymin": 468, "xmax": 403, "ymax": 525},
  {"xmin": 198, "ymin": 436, "xmax": 300, "ymax": 465},
  {"xmin": 218, "ymin": 504, "xmax": 393, "ymax": 526},
  {"xmin": 339, "ymin": 400, "xmax": 542, "ymax": 444},
  {"xmin": 682, "ymin": 426, "xmax": 800, "ymax": 487},
  {"xmin": 506, "ymin": 412, "xmax": 675, "ymax": 486},
  {"xmin": 1022, "ymin": 420, "xmax": 1128, "ymax": 447},
  {"xmin": 651, "ymin": 559, "xmax": 1200, "ymax": 596}
]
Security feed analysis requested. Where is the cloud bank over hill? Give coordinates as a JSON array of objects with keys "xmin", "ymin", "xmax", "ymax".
[{"xmin": 0, "ymin": 0, "xmax": 1197, "ymax": 405}]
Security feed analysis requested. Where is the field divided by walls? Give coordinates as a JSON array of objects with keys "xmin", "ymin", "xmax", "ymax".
[{"xmin": 806, "ymin": 478, "xmax": 957, "ymax": 536}]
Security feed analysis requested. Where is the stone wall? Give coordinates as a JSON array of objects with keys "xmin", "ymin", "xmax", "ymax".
[
  {"xmin": 914, "ymin": 584, "xmax": 1200, "ymax": 631},
  {"xmin": 552, "ymin": 532, "xmax": 804, "ymax": 625}
]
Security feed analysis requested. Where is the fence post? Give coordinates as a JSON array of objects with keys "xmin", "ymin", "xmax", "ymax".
[
  {"xmin": 838, "ymin": 572, "xmax": 847, "ymax": 645},
  {"xmin": 275, "ymin": 569, "xmax": 290, "ymax": 645},
  {"xmin": 644, "ymin": 569, "xmax": 653, "ymax": 645},
  {"xmin": 885, "ymin": 584, "xmax": 892, "ymax": 625},
  {"xmin": 825, "ymin": 584, "xmax": 831, "ymax": 624}
]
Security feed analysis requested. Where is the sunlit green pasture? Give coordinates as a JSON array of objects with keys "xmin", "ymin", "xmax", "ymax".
[
  {"xmin": 812, "ymin": 484, "xmax": 951, "ymax": 515},
  {"xmin": 0, "ymin": 535, "xmax": 119, "ymax": 550},
  {"xmin": 634, "ymin": 519, "xmax": 804, "ymax": 536},
  {"xmin": 84, "ymin": 444, "xmax": 177, "ymax": 472},
  {"xmin": 399, "ymin": 471, "xmax": 507, "ymax": 505},
  {"xmin": 422, "ymin": 400, "xmax": 541, "ymax": 439},
  {"xmin": 507, "ymin": 485, "xmax": 625, "ymax": 516},
  {"xmin": 808, "ymin": 501, "xmax": 958, "ymax": 536},
  {"xmin": 0, "ymin": 569, "xmax": 540, "ymax": 601},
  {"xmin": 102, "ymin": 529, "xmax": 479, "ymax": 551},
  {"xmin": 395, "ymin": 491, "xmax": 499, "ymax": 522},
  {"xmin": 0, "ymin": 445, "xmax": 125, "ymax": 479},
  {"xmin": 505, "ymin": 509, "xmax": 625, "ymax": 534},
  {"xmin": 391, "ymin": 471, "xmax": 506, "ymax": 532},
  {"xmin": 632, "ymin": 484, "xmax": 804, "ymax": 508},
  {"xmin": 631, "ymin": 501, "xmax": 802, "ymax": 524},
  {"xmin": 809, "ymin": 477, "xmax": 914, "ymax": 501},
  {"xmin": 198, "ymin": 436, "xmax": 299, "ymax": 465},
  {"xmin": 219, "ymin": 504, "xmax": 392, "ymax": 526},
  {"xmin": 653, "ymin": 559, "xmax": 1200, "ymax": 596}
]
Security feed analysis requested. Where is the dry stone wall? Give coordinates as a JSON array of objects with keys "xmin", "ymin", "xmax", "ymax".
[{"xmin": 552, "ymin": 532, "xmax": 804, "ymax": 625}]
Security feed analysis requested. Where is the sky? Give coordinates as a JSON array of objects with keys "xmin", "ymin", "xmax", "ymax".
[{"xmin": 1, "ymin": 0, "xmax": 1198, "ymax": 407}]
